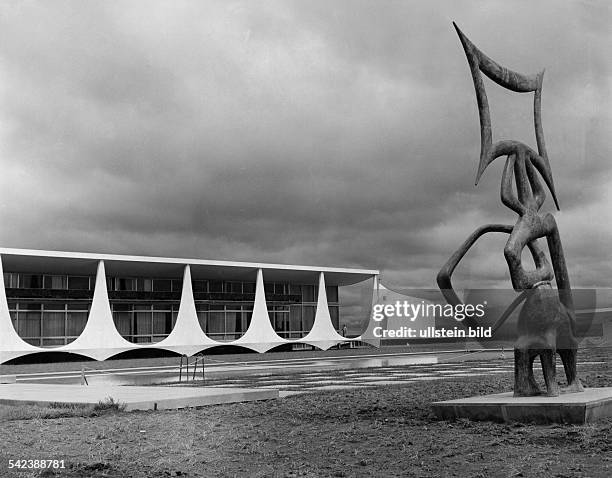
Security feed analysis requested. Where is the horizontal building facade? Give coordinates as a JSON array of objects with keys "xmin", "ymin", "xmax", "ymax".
[{"xmin": 0, "ymin": 248, "xmax": 378, "ymax": 363}]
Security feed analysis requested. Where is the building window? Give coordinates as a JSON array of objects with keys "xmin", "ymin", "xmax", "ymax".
[
  {"xmin": 138, "ymin": 278, "xmax": 153, "ymax": 292},
  {"xmin": 113, "ymin": 304, "xmax": 131, "ymax": 337},
  {"xmin": 192, "ymin": 280, "xmax": 208, "ymax": 293},
  {"xmin": 326, "ymin": 286, "xmax": 339, "ymax": 303},
  {"xmin": 116, "ymin": 278, "xmax": 137, "ymax": 291},
  {"xmin": 261, "ymin": 282, "xmax": 325, "ymax": 338},
  {"xmin": 111, "ymin": 302, "xmax": 179, "ymax": 343},
  {"xmin": 329, "ymin": 306, "xmax": 340, "ymax": 330},
  {"xmin": 302, "ymin": 285, "xmax": 315, "ymax": 303},
  {"xmin": 209, "ymin": 280, "xmax": 223, "ymax": 293},
  {"xmin": 302, "ymin": 305, "xmax": 316, "ymax": 332},
  {"xmin": 207, "ymin": 306, "xmax": 225, "ymax": 336},
  {"xmin": 3, "ymin": 272, "xmax": 18, "ymax": 288},
  {"xmin": 225, "ymin": 282, "xmax": 243, "ymax": 294},
  {"xmin": 196, "ymin": 303, "xmax": 209, "ymax": 332},
  {"xmin": 195, "ymin": 302, "xmax": 252, "ymax": 341},
  {"xmin": 5, "ymin": 275, "xmax": 345, "ymax": 346},
  {"xmin": 66, "ymin": 304, "xmax": 88, "ymax": 338},
  {"xmin": 271, "ymin": 305, "xmax": 290, "ymax": 337},
  {"xmin": 3, "ymin": 272, "xmax": 93, "ymax": 290},
  {"xmin": 8, "ymin": 301, "xmax": 90, "ymax": 347},
  {"xmin": 44, "ymin": 275, "xmax": 67, "ymax": 290},
  {"xmin": 105, "ymin": 276, "xmax": 183, "ymax": 293},
  {"xmin": 153, "ymin": 279, "xmax": 172, "ymax": 292},
  {"xmin": 289, "ymin": 305, "xmax": 302, "ymax": 338},
  {"xmin": 19, "ymin": 274, "xmax": 43, "ymax": 289},
  {"xmin": 68, "ymin": 276, "xmax": 90, "ymax": 290}
]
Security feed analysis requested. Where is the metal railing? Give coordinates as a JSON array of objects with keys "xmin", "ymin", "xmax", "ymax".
[{"xmin": 178, "ymin": 353, "xmax": 205, "ymax": 383}]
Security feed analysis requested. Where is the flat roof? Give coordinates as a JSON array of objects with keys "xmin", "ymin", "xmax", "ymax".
[{"xmin": 0, "ymin": 248, "xmax": 378, "ymax": 286}]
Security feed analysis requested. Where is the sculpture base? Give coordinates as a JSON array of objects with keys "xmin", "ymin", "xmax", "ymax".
[{"xmin": 432, "ymin": 388, "xmax": 612, "ymax": 424}]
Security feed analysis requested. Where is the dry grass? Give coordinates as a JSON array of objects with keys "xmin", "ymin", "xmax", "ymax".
[{"xmin": 0, "ymin": 397, "xmax": 126, "ymax": 421}]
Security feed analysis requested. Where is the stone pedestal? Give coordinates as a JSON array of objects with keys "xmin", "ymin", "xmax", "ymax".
[
  {"xmin": 0, "ymin": 375, "xmax": 16, "ymax": 384},
  {"xmin": 432, "ymin": 388, "xmax": 612, "ymax": 424}
]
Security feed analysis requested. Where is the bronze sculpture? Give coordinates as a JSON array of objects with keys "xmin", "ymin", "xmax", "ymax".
[{"xmin": 437, "ymin": 23, "xmax": 583, "ymax": 397}]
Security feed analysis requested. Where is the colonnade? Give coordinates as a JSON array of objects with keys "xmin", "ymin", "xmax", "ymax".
[{"xmin": 0, "ymin": 259, "xmax": 357, "ymax": 363}]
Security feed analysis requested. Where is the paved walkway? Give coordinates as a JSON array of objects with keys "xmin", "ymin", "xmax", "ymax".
[
  {"xmin": 199, "ymin": 356, "xmax": 516, "ymax": 396},
  {"xmin": 0, "ymin": 383, "xmax": 277, "ymax": 410},
  {"xmin": 0, "ymin": 360, "xmax": 518, "ymax": 407},
  {"xmin": 13, "ymin": 349, "xmax": 505, "ymax": 386},
  {"xmin": 199, "ymin": 357, "xmax": 607, "ymax": 397}
]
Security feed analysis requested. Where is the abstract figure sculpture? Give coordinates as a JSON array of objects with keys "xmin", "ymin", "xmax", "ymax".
[{"xmin": 437, "ymin": 23, "xmax": 583, "ymax": 397}]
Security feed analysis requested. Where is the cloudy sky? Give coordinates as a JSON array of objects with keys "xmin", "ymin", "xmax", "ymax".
[{"xmin": 0, "ymin": 0, "xmax": 610, "ymax": 293}]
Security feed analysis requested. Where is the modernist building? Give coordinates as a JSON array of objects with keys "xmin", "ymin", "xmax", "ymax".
[{"xmin": 0, "ymin": 248, "xmax": 378, "ymax": 363}]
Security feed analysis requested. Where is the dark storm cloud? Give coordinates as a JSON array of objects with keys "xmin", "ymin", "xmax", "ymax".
[{"xmin": 0, "ymin": 0, "xmax": 610, "ymax": 292}]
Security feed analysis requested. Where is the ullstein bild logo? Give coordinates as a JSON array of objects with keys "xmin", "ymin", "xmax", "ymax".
[{"xmin": 371, "ymin": 301, "xmax": 492, "ymax": 339}]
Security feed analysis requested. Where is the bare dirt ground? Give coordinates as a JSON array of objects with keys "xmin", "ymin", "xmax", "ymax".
[{"xmin": 0, "ymin": 347, "xmax": 610, "ymax": 478}]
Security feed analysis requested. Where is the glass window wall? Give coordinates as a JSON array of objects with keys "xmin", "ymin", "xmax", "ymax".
[
  {"xmin": 3, "ymin": 272, "xmax": 93, "ymax": 291},
  {"xmin": 5, "ymin": 275, "xmax": 342, "ymax": 345},
  {"xmin": 8, "ymin": 301, "xmax": 90, "ymax": 346},
  {"xmin": 111, "ymin": 302, "xmax": 179, "ymax": 343},
  {"xmin": 195, "ymin": 302, "xmax": 252, "ymax": 341}
]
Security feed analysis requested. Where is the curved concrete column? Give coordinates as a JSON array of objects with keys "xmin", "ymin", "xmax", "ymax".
[
  {"xmin": 151, "ymin": 264, "xmax": 220, "ymax": 356},
  {"xmin": 354, "ymin": 274, "xmax": 381, "ymax": 347},
  {"xmin": 231, "ymin": 268, "xmax": 286, "ymax": 353},
  {"xmin": 59, "ymin": 260, "xmax": 134, "ymax": 360},
  {"xmin": 0, "ymin": 255, "xmax": 41, "ymax": 364},
  {"xmin": 299, "ymin": 272, "xmax": 346, "ymax": 350}
]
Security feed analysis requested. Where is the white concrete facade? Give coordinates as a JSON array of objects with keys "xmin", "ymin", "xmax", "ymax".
[{"xmin": 0, "ymin": 249, "xmax": 378, "ymax": 363}]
